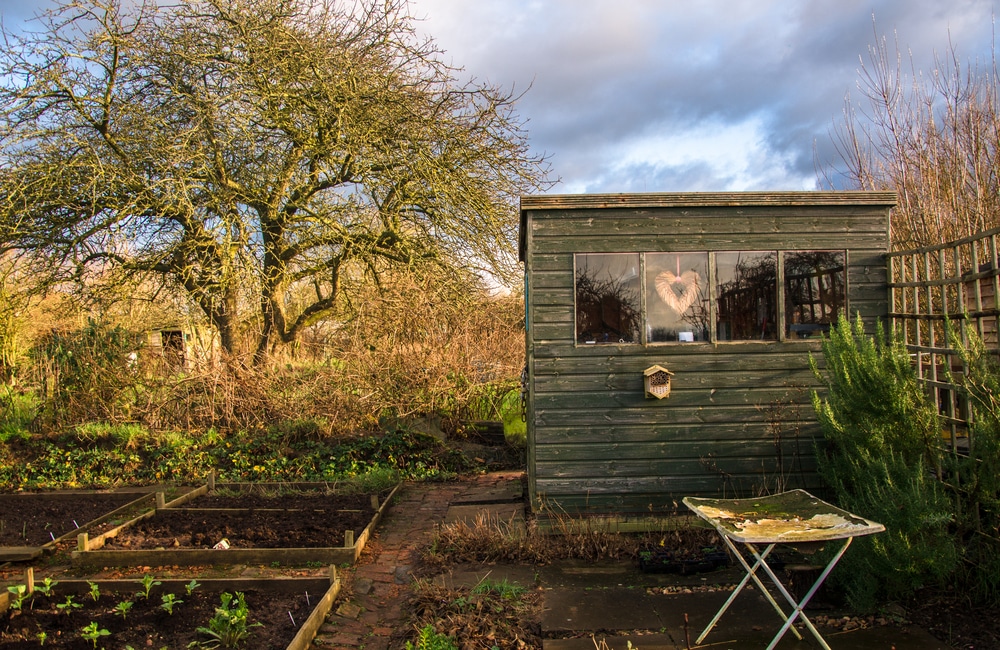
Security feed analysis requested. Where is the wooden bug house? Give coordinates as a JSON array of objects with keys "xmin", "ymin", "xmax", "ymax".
[{"xmin": 518, "ymin": 192, "xmax": 895, "ymax": 521}]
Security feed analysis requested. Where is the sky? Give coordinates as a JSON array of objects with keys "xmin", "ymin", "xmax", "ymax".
[{"xmin": 2, "ymin": 0, "xmax": 998, "ymax": 194}]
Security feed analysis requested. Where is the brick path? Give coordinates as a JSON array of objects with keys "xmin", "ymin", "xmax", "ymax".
[{"xmin": 311, "ymin": 471, "xmax": 523, "ymax": 649}]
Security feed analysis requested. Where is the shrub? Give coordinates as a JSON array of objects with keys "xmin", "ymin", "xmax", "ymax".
[
  {"xmin": 811, "ymin": 315, "xmax": 956, "ymax": 610},
  {"xmin": 945, "ymin": 330, "xmax": 1000, "ymax": 603}
]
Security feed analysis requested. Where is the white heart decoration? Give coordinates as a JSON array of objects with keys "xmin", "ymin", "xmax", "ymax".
[{"xmin": 655, "ymin": 270, "xmax": 701, "ymax": 314}]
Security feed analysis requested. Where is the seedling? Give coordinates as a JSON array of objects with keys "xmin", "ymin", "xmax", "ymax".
[
  {"xmin": 161, "ymin": 592, "xmax": 183, "ymax": 615},
  {"xmin": 137, "ymin": 574, "xmax": 161, "ymax": 599},
  {"xmin": 87, "ymin": 581, "xmax": 101, "ymax": 602},
  {"xmin": 36, "ymin": 631, "xmax": 47, "ymax": 645},
  {"xmin": 6, "ymin": 584, "xmax": 28, "ymax": 611},
  {"xmin": 190, "ymin": 591, "xmax": 261, "ymax": 648},
  {"xmin": 34, "ymin": 577, "xmax": 58, "ymax": 597},
  {"xmin": 114, "ymin": 599, "xmax": 134, "ymax": 620},
  {"xmin": 185, "ymin": 579, "xmax": 202, "ymax": 595},
  {"xmin": 80, "ymin": 622, "xmax": 110, "ymax": 648},
  {"xmin": 57, "ymin": 594, "xmax": 82, "ymax": 614}
]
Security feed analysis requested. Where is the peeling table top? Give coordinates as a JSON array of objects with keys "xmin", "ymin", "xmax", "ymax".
[{"xmin": 683, "ymin": 489, "xmax": 884, "ymax": 544}]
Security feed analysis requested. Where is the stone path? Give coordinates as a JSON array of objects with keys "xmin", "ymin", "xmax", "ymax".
[{"xmin": 311, "ymin": 471, "xmax": 524, "ymax": 649}]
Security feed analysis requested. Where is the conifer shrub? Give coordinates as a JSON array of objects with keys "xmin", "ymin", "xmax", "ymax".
[{"xmin": 811, "ymin": 315, "xmax": 955, "ymax": 611}]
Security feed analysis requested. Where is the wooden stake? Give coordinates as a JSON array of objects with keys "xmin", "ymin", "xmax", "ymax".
[
  {"xmin": 344, "ymin": 530, "xmax": 354, "ymax": 548},
  {"xmin": 77, "ymin": 532, "xmax": 89, "ymax": 552},
  {"xmin": 24, "ymin": 567, "xmax": 34, "ymax": 593},
  {"xmin": 155, "ymin": 492, "xmax": 165, "ymax": 509}
]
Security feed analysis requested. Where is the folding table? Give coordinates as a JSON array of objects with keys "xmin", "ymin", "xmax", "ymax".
[{"xmin": 683, "ymin": 489, "xmax": 884, "ymax": 650}]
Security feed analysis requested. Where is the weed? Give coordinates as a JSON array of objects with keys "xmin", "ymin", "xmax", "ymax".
[
  {"xmin": 471, "ymin": 577, "xmax": 527, "ymax": 600},
  {"xmin": 80, "ymin": 622, "xmax": 110, "ymax": 648},
  {"xmin": 405, "ymin": 625, "xmax": 458, "ymax": 650},
  {"xmin": 87, "ymin": 581, "xmax": 100, "ymax": 602}
]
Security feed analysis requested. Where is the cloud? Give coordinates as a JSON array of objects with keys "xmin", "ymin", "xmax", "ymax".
[
  {"xmin": 414, "ymin": 0, "xmax": 999, "ymax": 193},
  {"xmin": 5, "ymin": 0, "xmax": 998, "ymax": 193}
]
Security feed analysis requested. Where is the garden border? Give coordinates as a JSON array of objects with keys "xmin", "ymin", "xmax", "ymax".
[{"xmin": 70, "ymin": 481, "xmax": 401, "ymax": 567}]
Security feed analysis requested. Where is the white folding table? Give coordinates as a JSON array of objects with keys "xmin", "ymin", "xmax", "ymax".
[{"xmin": 683, "ymin": 489, "xmax": 884, "ymax": 650}]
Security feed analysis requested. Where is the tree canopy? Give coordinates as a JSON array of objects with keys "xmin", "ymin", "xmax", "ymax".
[{"xmin": 0, "ymin": 0, "xmax": 549, "ymax": 361}]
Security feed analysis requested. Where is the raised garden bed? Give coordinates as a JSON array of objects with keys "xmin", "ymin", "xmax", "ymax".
[
  {"xmin": 0, "ymin": 490, "xmax": 169, "ymax": 562},
  {"xmin": 0, "ymin": 572, "xmax": 339, "ymax": 649},
  {"xmin": 72, "ymin": 482, "xmax": 401, "ymax": 567}
]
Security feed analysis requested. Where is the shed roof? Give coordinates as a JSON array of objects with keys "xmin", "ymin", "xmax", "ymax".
[{"xmin": 518, "ymin": 191, "xmax": 897, "ymax": 260}]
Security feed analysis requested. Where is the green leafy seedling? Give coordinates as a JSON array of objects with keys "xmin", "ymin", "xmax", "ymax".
[
  {"xmin": 185, "ymin": 579, "xmax": 202, "ymax": 595},
  {"xmin": 114, "ymin": 599, "xmax": 134, "ymax": 620},
  {"xmin": 87, "ymin": 581, "xmax": 101, "ymax": 602},
  {"xmin": 137, "ymin": 574, "xmax": 161, "ymax": 600},
  {"xmin": 57, "ymin": 594, "xmax": 82, "ymax": 614},
  {"xmin": 190, "ymin": 591, "xmax": 261, "ymax": 648},
  {"xmin": 34, "ymin": 577, "xmax": 58, "ymax": 597},
  {"xmin": 80, "ymin": 622, "xmax": 110, "ymax": 648},
  {"xmin": 6, "ymin": 584, "xmax": 28, "ymax": 611},
  {"xmin": 36, "ymin": 631, "xmax": 47, "ymax": 645},
  {"xmin": 161, "ymin": 592, "xmax": 183, "ymax": 615}
]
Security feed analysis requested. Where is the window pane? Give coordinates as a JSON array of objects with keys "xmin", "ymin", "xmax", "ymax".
[
  {"xmin": 715, "ymin": 251, "xmax": 778, "ymax": 341},
  {"xmin": 784, "ymin": 251, "xmax": 846, "ymax": 338},
  {"xmin": 646, "ymin": 253, "xmax": 709, "ymax": 342},
  {"xmin": 575, "ymin": 253, "xmax": 641, "ymax": 344}
]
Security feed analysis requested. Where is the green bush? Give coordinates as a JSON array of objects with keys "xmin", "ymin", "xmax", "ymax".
[
  {"xmin": 499, "ymin": 388, "xmax": 526, "ymax": 447},
  {"xmin": 811, "ymin": 315, "xmax": 956, "ymax": 610},
  {"xmin": 0, "ymin": 386, "xmax": 37, "ymax": 442}
]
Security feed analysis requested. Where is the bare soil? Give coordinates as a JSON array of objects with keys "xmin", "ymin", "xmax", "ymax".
[
  {"xmin": 101, "ymin": 493, "xmax": 379, "ymax": 549},
  {"xmin": 0, "ymin": 583, "xmax": 310, "ymax": 649},
  {"xmin": 0, "ymin": 493, "xmax": 148, "ymax": 547}
]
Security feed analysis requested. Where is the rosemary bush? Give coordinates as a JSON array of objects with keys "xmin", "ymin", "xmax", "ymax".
[{"xmin": 811, "ymin": 315, "xmax": 955, "ymax": 610}]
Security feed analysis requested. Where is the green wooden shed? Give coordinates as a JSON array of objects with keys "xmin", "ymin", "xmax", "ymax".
[{"xmin": 518, "ymin": 191, "xmax": 896, "ymax": 520}]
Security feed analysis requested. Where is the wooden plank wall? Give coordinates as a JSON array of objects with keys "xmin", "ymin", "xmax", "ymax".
[{"xmin": 521, "ymin": 193, "xmax": 895, "ymax": 516}]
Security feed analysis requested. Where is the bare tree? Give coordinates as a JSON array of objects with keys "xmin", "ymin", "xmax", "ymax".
[
  {"xmin": 828, "ymin": 23, "xmax": 1000, "ymax": 249},
  {"xmin": 0, "ymin": 0, "xmax": 550, "ymax": 362}
]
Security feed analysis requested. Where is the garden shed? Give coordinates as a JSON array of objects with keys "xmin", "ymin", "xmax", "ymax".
[{"xmin": 518, "ymin": 191, "xmax": 896, "ymax": 521}]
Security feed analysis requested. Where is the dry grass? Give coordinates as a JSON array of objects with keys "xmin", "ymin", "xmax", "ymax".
[{"xmin": 424, "ymin": 511, "xmax": 719, "ymax": 567}]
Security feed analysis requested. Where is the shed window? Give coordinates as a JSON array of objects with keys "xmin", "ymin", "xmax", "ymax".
[
  {"xmin": 716, "ymin": 251, "xmax": 778, "ymax": 341},
  {"xmin": 646, "ymin": 252, "xmax": 709, "ymax": 342},
  {"xmin": 575, "ymin": 253, "xmax": 641, "ymax": 344},
  {"xmin": 784, "ymin": 251, "xmax": 846, "ymax": 338},
  {"xmin": 573, "ymin": 250, "xmax": 846, "ymax": 345}
]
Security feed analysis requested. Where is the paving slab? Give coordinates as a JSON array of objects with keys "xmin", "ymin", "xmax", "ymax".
[
  {"xmin": 451, "ymin": 479, "xmax": 524, "ymax": 504},
  {"xmin": 432, "ymin": 564, "xmax": 539, "ymax": 590},
  {"xmin": 543, "ymin": 586, "xmax": 664, "ymax": 633},
  {"xmin": 541, "ymin": 587, "xmax": 951, "ymax": 649}
]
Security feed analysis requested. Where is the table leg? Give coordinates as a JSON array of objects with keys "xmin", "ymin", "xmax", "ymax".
[
  {"xmin": 695, "ymin": 538, "xmax": 804, "ymax": 644},
  {"xmin": 758, "ymin": 537, "xmax": 853, "ymax": 650}
]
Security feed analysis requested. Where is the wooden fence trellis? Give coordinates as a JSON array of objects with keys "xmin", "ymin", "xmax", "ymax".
[{"xmin": 887, "ymin": 226, "xmax": 1000, "ymax": 452}]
